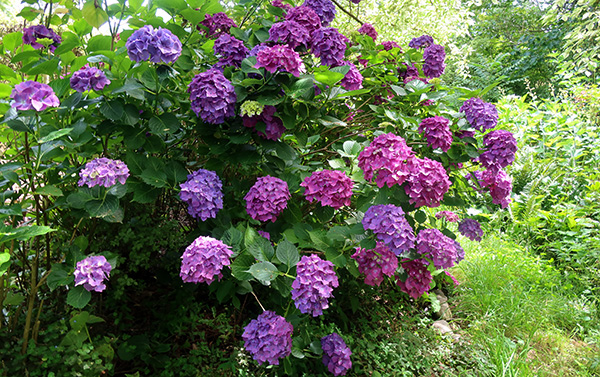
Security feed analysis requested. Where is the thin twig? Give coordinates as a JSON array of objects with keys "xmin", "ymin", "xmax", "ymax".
[{"xmin": 331, "ymin": 0, "xmax": 364, "ymax": 24}]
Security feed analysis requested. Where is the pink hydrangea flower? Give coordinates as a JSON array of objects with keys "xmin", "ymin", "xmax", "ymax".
[
  {"xmin": 404, "ymin": 157, "xmax": 451, "ymax": 208},
  {"xmin": 397, "ymin": 259, "xmax": 432, "ymax": 299},
  {"xmin": 300, "ymin": 170, "xmax": 353, "ymax": 209},
  {"xmin": 358, "ymin": 133, "xmax": 414, "ymax": 188},
  {"xmin": 352, "ymin": 242, "xmax": 398, "ymax": 286},
  {"xmin": 180, "ymin": 236, "xmax": 233, "ymax": 284},
  {"xmin": 418, "ymin": 116, "xmax": 453, "ymax": 152},
  {"xmin": 244, "ymin": 176, "xmax": 291, "ymax": 222}
]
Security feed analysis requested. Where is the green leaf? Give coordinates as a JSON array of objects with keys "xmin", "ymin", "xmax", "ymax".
[
  {"xmin": 221, "ymin": 227, "xmax": 244, "ymax": 254},
  {"xmin": 67, "ymin": 286, "xmax": 91, "ymax": 309},
  {"xmin": 112, "ymin": 78, "xmax": 146, "ymax": 100},
  {"xmin": 414, "ymin": 210, "xmax": 427, "ymax": 223},
  {"xmin": 3, "ymin": 292, "xmax": 25, "ymax": 306},
  {"xmin": 307, "ymin": 230, "xmax": 330, "ymax": 252},
  {"xmin": 38, "ymin": 128, "xmax": 73, "ymax": 143},
  {"xmin": 35, "ymin": 185, "xmax": 64, "ymax": 197},
  {"xmin": 149, "ymin": 113, "xmax": 180, "ymax": 136},
  {"xmin": 127, "ymin": 180, "xmax": 161, "ymax": 204},
  {"xmin": 82, "ymin": 1, "xmax": 109, "ymax": 29},
  {"xmin": 165, "ymin": 161, "xmax": 188, "ymax": 185},
  {"xmin": 231, "ymin": 252, "xmax": 255, "ymax": 281},
  {"xmin": 23, "ymin": 59, "xmax": 59, "ymax": 75},
  {"xmin": 140, "ymin": 168, "xmax": 168, "ymax": 188},
  {"xmin": 0, "ymin": 225, "xmax": 56, "ymax": 243},
  {"xmin": 3, "ymin": 32, "xmax": 23, "ymax": 52},
  {"xmin": 0, "ymin": 252, "xmax": 11, "ymax": 276},
  {"xmin": 314, "ymin": 70, "xmax": 345, "ymax": 87},
  {"xmin": 84, "ymin": 195, "xmax": 124, "ymax": 222},
  {"xmin": 289, "ymin": 78, "xmax": 314, "ymax": 100},
  {"xmin": 249, "ymin": 261, "xmax": 279, "ymax": 285},
  {"xmin": 47, "ymin": 265, "xmax": 74, "ymax": 291},
  {"xmin": 99, "ymin": 100, "xmax": 124, "ymax": 121},
  {"xmin": 247, "ymin": 237, "xmax": 274, "ymax": 262},
  {"xmin": 276, "ymin": 240, "xmax": 300, "ymax": 268}
]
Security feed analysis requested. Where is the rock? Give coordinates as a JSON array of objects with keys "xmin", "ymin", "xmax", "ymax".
[
  {"xmin": 432, "ymin": 320, "xmax": 453, "ymax": 335},
  {"xmin": 432, "ymin": 289, "xmax": 453, "ymax": 320}
]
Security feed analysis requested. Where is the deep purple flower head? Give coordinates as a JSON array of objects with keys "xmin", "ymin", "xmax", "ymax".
[
  {"xmin": 418, "ymin": 116, "xmax": 453, "ymax": 152},
  {"xmin": 126, "ymin": 25, "xmax": 154, "ymax": 61},
  {"xmin": 352, "ymin": 242, "xmax": 398, "ymax": 286},
  {"xmin": 339, "ymin": 61, "xmax": 363, "ymax": 91},
  {"xmin": 180, "ymin": 236, "xmax": 233, "ymax": 284},
  {"xmin": 286, "ymin": 6, "xmax": 322, "ymax": 34},
  {"xmin": 126, "ymin": 26, "xmax": 182, "ymax": 63},
  {"xmin": 397, "ymin": 259, "xmax": 432, "ymax": 299},
  {"xmin": 363, "ymin": 204, "xmax": 416, "ymax": 255},
  {"xmin": 258, "ymin": 230, "xmax": 271, "ymax": 240},
  {"xmin": 243, "ymin": 105, "xmax": 287, "ymax": 140},
  {"xmin": 460, "ymin": 98, "xmax": 498, "ymax": 132},
  {"xmin": 416, "ymin": 228, "xmax": 457, "ymax": 269},
  {"xmin": 78, "ymin": 158, "xmax": 129, "ymax": 188},
  {"xmin": 268, "ymin": 20, "xmax": 310, "ymax": 49},
  {"xmin": 10, "ymin": 81, "xmax": 59, "ymax": 111},
  {"xmin": 70, "ymin": 64, "xmax": 111, "ymax": 92},
  {"xmin": 74, "ymin": 256, "xmax": 112, "ymax": 292},
  {"xmin": 358, "ymin": 133, "xmax": 414, "ymax": 188},
  {"xmin": 188, "ymin": 68, "xmax": 236, "ymax": 124},
  {"xmin": 179, "ymin": 169, "xmax": 223, "ymax": 221},
  {"xmin": 423, "ymin": 44, "xmax": 446, "ymax": 78},
  {"xmin": 300, "ymin": 170, "xmax": 353, "ymax": 209},
  {"xmin": 244, "ymin": 176, "xmax": 291, "ymax": 222},
  {"xmin": 357, "ymin": 23, "xmax": 378, "ymax": 41},
  {"xmin": 255, "ymin": 44, "xmax": 305, "ymax": 77},
  {"xmin": 481, "ymin": 169, "xmax": 512, "ymax": 208},
  {"xmin": 454, "ymin": 241, "xmax": 465, "ymax": 263},
  {"xmin": 321, "ymin": 333, "xmax": 352, "ymax": 376},
  {"xmin": 398, "ymin": 62, "xmax": 419, "ymax": 82},
  {"xmin": 292, "ymin": 255, "xmax": 339, "ymax": 316},
  {"xmin": 380, "ymin": 41, "xmax": 401, "ymax": 51},
  {"xmin": 404, "ymin": 157, "xmax": 451, "ymax": 208},
  {"xmin": 409, "ymin": 35, "xmax": 434, "ymax": 49},
  {"xmin": 310, "ymin": 27, "xmax": 349, "ymax": 67},
  {"xmin": 435, "ymin": 210, "xmax": 459, "ymax": 222},
  {"xmin": 242, "ymin": 311, "xmax": 293, "ymax": 365},
  {"xmin": 22, "ymin": 25, "xmax": 61, "ymax": 52},
  {"xmin": 200, "ymin": 12, "xmax": 238, "ymax": 38},
  {"xmin": 479, "ymin": 130, "xmax": 517, "ymax": 171},
  {"xmin": 302, "ymin": 0, "xmax": 336, "ymax": 26},
  {"xmin": 249, "ymin": 44, "xmax": 269, "ymax": 57},
  {"xmin": 458, "ymin": 218, "xmax": 483, "ymax": 242},
  {"xmin": 214, "ymin": 33, "xmax": 249, "ymax": 68},
  {"xmin": 272, "ymin": 0, "xmax": 292, "ymax": 11}
]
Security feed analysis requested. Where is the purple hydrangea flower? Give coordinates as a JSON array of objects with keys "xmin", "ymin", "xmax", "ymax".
[
  {"xmin": 404, "ymin": 157, "xmax": 451, "ymax": 208},
  {"xmin": 199, "ymin": 12, "xmax": 238, "ymax": 38},
  {"xmin": 479, "ymin": 130, "xmax": 517, "ymax": 171},
  {"xmin": 243, "ymin": 105, "xmax": 287, "ymax": 140},
  {"xmin": 482, "ymin": 168, "xmax": 512, "ymax": 208},
  {"xmin": 339, "ymin": 61, "xmax": 363, "ymax": 91},
  {"xmin": 398, "ymin": 62, "xmax": 419, "ymax": 82},
  {"xmin": 188, "ymin": 68, "xmax": 237, "ymax": 124},
  {"xmin": 286, "ymin": 6, "xmax": 322, "ymax": 34},
  {"xmin": 258, "ymin": 230, "xmax": 271, "ymax": 240},
  {"xmin": 397, "ymin": 259, "xmax": 432, "ymax": 299},
  {"xmin": 363, "ymin": 204, "xmax": 416, "ymax": 255},
  {"xmin": 22, "ymin": 25, "xmax": 61, "ymax": 52},
  {"xmin": 78, "ymin": 158, "xmax": 129, "ymax": 188},
  {"xmin": 74, "ymin": 255, "xmax": 112, "ymax": 292},
  {"xmin": 357, "ymin": 23, "xmax": 378, "ymax": 41},
  {"xmin": 321, "ymin": 333, "xmax": 352, "ymax": 376},
  {"xmin": 126, "ymin": 25, "xmax": 154, "ymax": 61},
  {"xmin": 126, "ymin": 25, "xmax": 182, "ymax": 63},
  {"xmin": 416, "ymin": 228, "xmax": 457, "ymax": 269},
  {"xmin": 70, "ymin": 64, "xmax": 111, "ymax": 92},
  {"xmin": 351, "ymin": 242, "xmax": 398, "ymax": 286},
  {"xmin": 458, "ymin": 218, "xmax": 483, "ymax": 242},
  {"xmin": 245, "ymin": 176, "xmax": 291, "ymax": 222},
  {"xmin": 460, "ymin": 98, "xmax": 499, "ymax": 132},
  {"xmin": 454, "ymin": 240, "xmax": 465, "ymax": 263},
  {"xmin": 179, "ymin": 169, "xmax": 223, "ymax": 221},
  {"xmin": 380, "ymin": 41, "xmax": 401, "ymax": 51},
  {"xmin": 255, "ymin": 44, "xmax": 305, "ymax": 77},
  {"xmin": 455, "ymin": 130, "xmax": 476, "ymax": 139},
  {"xmin": 300, "ymin": 170, "xmax": 353, "ymax": 209},
  {"xmin": 242, "ymin": 310, "xmax": 293, "ymax": 365},
  {"xmin": 409, "ymin": 35, "xmax": 434, "ymax": 49},
  {"xmin": 268, "ymin": 20, "xmax": 310, "ymax": 49},
  {"xmin": 358, "ymin": 133, "xmax": 414, "ymax": 188},
  {"xmin": 418, "ymin": 116, "xmax": 453, "ymax": 152},
  {"xmin": 302, "ymin": 0, "xmax": 336, "ymax": 26},
  {"xmin": 10, "ymin": 81, "xmax": 59, "ymax": 112},
  {"xmin": 180, "ymin": 236, "xmax": 233, "ymax": 284},
  {"xmin": 310, "ymin": 27, "xmax": 349, "ymax": 67},
  {"xmin": 214, "ymin": 34, "xmax": 249, "ymax": 68},
  {"xmin": 272, "ymin": 0, "xmax": 292, "ymax": 11},
  {"xmin": 423, "ymin": 44, "xmax": 446, "ymax": 78},
  {"xmin": 291, "ymin": 254, "xmax": 339, "ymax": 316},
  {"xmin": 435, "ymin": 210, "xmax": 459, "ymax": 222},
  {"xmin": 249, "ymin": 44, "xmax": 269, "ymax": 57}
]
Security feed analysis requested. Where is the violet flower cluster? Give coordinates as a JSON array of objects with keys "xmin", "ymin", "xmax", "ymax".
[
  {"xmin": 268, "ymin": 20, "xmax": 310, "ymax": 49},
  {"xmin": 398, "ymin": 62, "xmax": 419, "ymax": 82},
  {"xmin": 291, "ymin": 255, "xmax": 339, "ymax": 316},
  {"xmin": 479, "ymin": 130, "xmax": 517, "ymax": 171},
  {"xmin": 418, "ymin": 116, "xmax": 453, "ymax": 152},
  {"xmin": 302, "ymin": 0, "xmax": 336, "ymax": 26},
  {"xmin": 358, "ymin": 133, "xmax": 414, "ymax": 188},
  {"xmin": 74, "ymin": 255, "xmax": 112, "ymax": 292},
  {"xmin": 180, "ymin": 236, "xmax": 233, "ymax": 284},
  {"xmin": 460, "ymin": 97, "xmax": 499, "ymax": 132},
  {"xmin": 363, "ymin": 204, "xmax": 416, "ymax": 255},
  {"xmin": 458, "ymin": 218, "xmax": 483, "ymax": 242},
  {"xmin": 242, "ymin": 310, "xmax": 293, "ymax": 365},
  {"xmin": 10, "ymin": 81, "xmax": 59, "ymax": 112},
  {"xmin": 242, "ymin": 105, "xmax": 287, "ymax": 140},
  {"xmin": 78, "ymin": 157, "xmax": 129, "ymax": 188},
  {"xmin": 249, "ymin": 44, "xmax": 268, "ymax": 57},
  {"xmin": 126, "ymin": 25, "xmax": 182, "ymax": 64},
  {"xmin": 435, "ymin": 210, "xmax": 459, "ymax": 222},
  {"xmin": 409, "ymin": 34, "xmax": 434, "ymax": 49},
  {"xmin": 70, "ymin": 64, "xmax": 111, "ymax": 92},
  {"xmin": 454, "ymin": 241, "xmax": 465, "ymax": 263},
  {"xmin": 301, "ymin": 170, "xmax": 353, "ymax": 209},
  {"xmin": 22, "ymin": 25, "xmax": 61, "ymax": 52},
  {"xmin": 321, "ymin": 333, "xmax": 352, "ymax": 376},
  {"xmin": 481, "ymin": 169, "xmax": 512, "ymax": 208},
  {"xmin": 310, "ymin": 27, "xmax": 349, "ymax": 67},
  {"xmin": 339, "ymin": 62, "xmax": 363, "ymax": 91},
  {"xmin": 272, "ymin": 0, "xmax": 292, "ymax": 11},
  {"xmin": 422, "ymin": 44, "xmax": 446, "ymax": 78},
  {"xmin": 244, "ymin": 176, "xmax": 291, "ymax": 222},
  {"xmin": 199, "ymin": 12, "xmax": 237, "ymax": 38},
  {"xmin": 397, "ymin": 259, "xmax": 432, "ymax": 299},
  {"xmin": 286, "ymin": 6, "xmax": 322, "ymax": 34},
  {"xmin": 380, "ymin": 41, "xmax": 401, "ymax": 51},
  {"xmin": 416, "ymin": 229, "xmax": 457, "ymax": 269},
  {"xmin": 351, "ymin": 242, "xmax": 398, "ymax": 286},
  {"xmin": 213, "ymin": 34, "xmax": 249, "ymax": 68},
  {"xmin": 357, "ymin": 23, "xmax": 378, "ymax": 41},
  {"xmin": 179, "ymin": 169, "xmax": 223, "ymax": 221},
  {"xmin": 404, "ymin": 158, "xmax": 451, "ymax": 208},
  {"xmin": 188, "ymin": 68, "xmax": 237, "ymax": 124},
  {"xmin": 255, "ymin": 44, "xmax": 305, "ymax": 77}
]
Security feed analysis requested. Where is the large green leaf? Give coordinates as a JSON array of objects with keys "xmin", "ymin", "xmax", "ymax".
[
  {"xmin": 66, "ymin": 286, "xmax": 91, "ymax": 309},
  {"xmin": 47, "ymin": 264, "xmax": 74, "ymax": 291},
  {"xmin": 0, "ymin": 225, "xmax": 56, "ymax": 243},
  {"xmin": 275, "ymin": 240, "xmax": 299, "ymax": 268},
  {"xmin": 82, "ymin": 1, "xmax": 109, "ymax": 29},
  {"xmin": 246, "ymin": 237, "xmax": 274, "ymax": 262},
  {"xmin": 249, "ymin": 261, "xmax": 279, "ymax": 285},
  {"xmin": 231, "ymin": 252, "xmax": 255, "ymax": 281}
]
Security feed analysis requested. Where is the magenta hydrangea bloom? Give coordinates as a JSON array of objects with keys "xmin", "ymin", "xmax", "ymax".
[
  {"xmin": 409, "ymin": 35, "xmax": 434, "ymax": 49},
  {"xmin": 78, "ymin": 157, "xmax": 129, "ymax": 188},
  {"xmin": 255, "ymin": 44, "xmax": 305, "ymax": 77},
  {"xmin": 310, "ymin": 27, "xmax": 349, "ymax": 67},
  {"xmin": 10, "ymin": 81, "xmax": 59, "ymax": 112},
  {"xmin": 321, "ymin": 333, "xmax": 352, "ymax": 376},
  {"xmin": 397, "ymin": 259, "xmax": 432, "ymax": 299},
  {"xmin": 180, "ymin": 236, "xmax": 233, "ymax": 284},
  {"xmin": 479, "ymin": 130, "xmax": 517, "ymax": 171},
  {"xmin": 416, "ymin": 228, "xmax": 457, "ymax": 269},
  {"xmin": 435, "ymin": 210, "xmax": 459, "ymax": 222},
  {"xmin": 423, "ymin": 44, "xmax": 446, "ymax": 78},
  {"xmin": 460, "ymin": 98, "xmax": 499, "ymax": 132},
  {"xmin": 339, "ymin": 61, "xmax": 363, "ymax": 91},
  {"xmin": 302, "ymin": 0, "xmax": 336, "ymax": 26},
  {"xmin": 268, "ymin": 20, "xmax": 310, "ymax": 49},
  {"xmin": 245, "ymin": 176, "xmax": 291, "ymax": 222},
  {"xmin": 188, "ymin": 68, "xmax": 236, "ymax": 124},
  {"xmin": 418, "ymin": 116, "xmax": 453, "ymax": 152},
  {"xmin": 351, "ymin": 242, "xmax": 398, "ymax": 286},
  {"xmin": 199, "ymin": 12, "xmax": 238, "ymax": 38},
  {"xmin": 272, "ymin": 0, "xmax": 292, "ymax": 11},
  {"xmin": 358, "ymin": 133, "xmax": 414, "ymax": 188},
  {"xmin": 481, "ymin": 169, "xmax": 512, "ymax": 208},
  {"xmin": 398, "ymin": 62, "xmax": 419, "ymax": 82},
  {"xmin": 74, "ymin": 255, "xmax": 112, "ymax": 292},
  {"xmin": 22, "ymin": 25, "xmax": 61, "ymax": 52},
  {"xmin": 380, "ymin": 41, "xmax": 401, "ymax": 51},
  {"xmin": 286, "ymin": 6, "xmax": 322, "ymax": 34},
  {"xmin": 258, "ymin": 230, "xmax": 271, "ymax": 240},
  {"xmin": 357, "ymin": 23, "xmax": 378, "ymax": 41},
  {"xmin": 249, "ymin": 44, "xmax": 269, "ymax": 57},
  {"xmin": 243, "ymin": 105, "xmax": 287, "ymax": 140},
  {"xmin": 179, "ymin": 169, "xmax": 223, "ymax": 221},
  {"xmin": 70, "ymin": 64, "xmax": 111, "ymax": 92},
  {"xmin": 404, "ymin": 157, "xmax": 451, "ymax": 208},
  {"xmin": 242, "ymin": 310, "xmax": 293, "ymax": 365},
  {"xmin": 458, "ymin": 218, "xmax": 483, "ymax": 242},
  {"xmin": 291, "ymin": 254, "xmax": 339, "ymax": 316},
  {"xmin": 300, "ymin": 170, "xmax": 353, "ymax": 209},
  {"xmin": 363, "ymin": 204, "xmax": 416, "ymax": 255},
  {"xmin": 214, "ymin": 34, "xmax": 249, "ymax": 68},
  {"xmin": 126, "ymin": 25, "xmax": 182, "ymax": 63}
]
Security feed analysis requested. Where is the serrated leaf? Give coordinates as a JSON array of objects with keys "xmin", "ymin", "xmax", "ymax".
[
  {"xmin": 140, "ymin": 169, "xmax": 168, "ymax": 188},
  {"xmin": 82, "ymin": 1, "xmax": 109, "ymax": 29},
  {"xmin": 35, "ymin": 185, "xmax": 63, "ymax": 197},
  {"xmin": 66, "ymin": 286, "xmax": 91, "ymax": 309},
  {"xmin": 249, "ymin": 261, "xmax": 279, "ymax": 285},
  {"xmin": 99, "ymin": 100, "xmax": 124, "ymax": 121},
  {"xmin": 38, "ymin": 128, "xmax": 73, "ymax": 143},
  {"xmin": 149, "ymin": 113, "xmax": 179, "ymax": 136},
  {"xmin": 84, "ymin": 195, "xmax": 123, "ymax": 222},
  {"xmin": 276, "ymin": 240, "xmax": 299, "ymax": 268},
  {"xmin": 247, "ymin": 237, "xmax": 274, "ymax": 262},
  {"xmin": 231, "ymin": 252, "xmax": 255, "ymax": 281}
]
